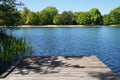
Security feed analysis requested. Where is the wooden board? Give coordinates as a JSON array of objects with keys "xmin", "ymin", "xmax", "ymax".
[{"xmin": 3, "ymin": 56, "xmax": 120, "ymax": 80}]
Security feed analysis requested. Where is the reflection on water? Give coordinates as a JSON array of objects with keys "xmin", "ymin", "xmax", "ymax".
[{"xmin": 0, "ymin": 29, "xmax": 32, "ymax": 75}]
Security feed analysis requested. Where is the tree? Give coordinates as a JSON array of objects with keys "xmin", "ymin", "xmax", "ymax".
[
  {"xmin": 75, "ymin": 12, "xmax": 91, "ymax": 25},
  {"xmin": 39, "ymin": 10, "xmax": 49, "ymax": 25},
  {"xmin": 103, "ymin": 15, "xmax": 112, "ymax": 25},
  {"xmin": 0, "ymin": 0, "xmax": 22, "ymax": 7},
  {"xmin": 103, "ymin": 6, "xmax": 120, "ymax": 25},
  {"xmin": 21, "ymin": 7, "xmax": 30, "ymax": 24},
  {"xmin": 72, "ymin": 12, "xmax": 78, "ymax": 25},
  {"xmin": 53, "ymin": 14, "xmax": 62, "ymax": 25},
  {"xmin": 60, "ymin": 11, "xmax": 74, "ymax": 25},
  {"xmin": 109, "ymin": 6, "xmax": 120, "ymax": 24},
  {"xmin": 39, "ymin": 6, "xmax": 58, "ymax": 25},
  {"xmin": 25, "ymin": 12, "xmax": 39, "ymax": 25},
  {"xmin": 89, "ymin": 8, "xmax": 102, "ymax": 25},
  {"xmin": 0, "ymin": 0, "xmax": 22, "ymax": 26}
]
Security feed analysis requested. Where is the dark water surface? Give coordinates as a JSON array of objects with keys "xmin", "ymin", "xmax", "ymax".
[{"xmin": 4, "ymin": 26, "xmax": 120, "ymax": 76}]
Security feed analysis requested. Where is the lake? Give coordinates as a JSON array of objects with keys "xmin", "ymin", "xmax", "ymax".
[{"xmin": 1, "ymin": 26, "xmax": 120, "ymax": 76}]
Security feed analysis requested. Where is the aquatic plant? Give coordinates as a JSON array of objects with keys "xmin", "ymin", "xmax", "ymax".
[{"xmin": 0, "ymin": 30, "xmax": 32, "ymax": 75}]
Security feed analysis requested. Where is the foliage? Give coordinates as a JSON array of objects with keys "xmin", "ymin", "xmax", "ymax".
[
  {"xmin": 89, "ymin": 8, "xmax": 102, "ymax": 25},
  {"xmin": 21, "ymin": 7, "xmax": 30, "ymax": 24},
  {"xmin": 53, "ymin": 11, "xmax": 74, "ymax": 25},
  {"xmin": 0, "ymin": 0, "xmax": 22, "ymax": 26},
  {"xmin": 109, "ymin": 6, "xmax": 120, "ymax": 24},
  {"xmin": 103, "ymin": 15, "xmax": 112, "ymax": 25},
  {"xmin": 53, "ymin": 14, "xmax": 62, "ymax": 25},
  {"xmin": 103, "ymin": 6, "xmax": 120, "ymax": 25},
  {"xmin": 75, "ymin": 12, "xmax": 91, "ymax": 25},
  {"xmin": 39, "ymin": 6, "xmax": 58, "ymax": 25},
  {"xmin": 0, "ymin": 30, "xmax": 32, "ymax": 75},
  {"xmin": 1, "ymin": 2, "xmax": 120, "ymax": 25},
  {"xmin": 0, "ymin": 0, "xmax": 22, "ymax": 7},
  {"xmin": 61, "ymin": 11, "xmax": 74, "ymax": 25},
  {"xmin": 25, "ymin": 12, "xmax": 39, "ymax": 25}
]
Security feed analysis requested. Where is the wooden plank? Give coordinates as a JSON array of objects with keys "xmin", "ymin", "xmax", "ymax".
[
  {"xmin": 3, "ymin": 56, "xmax": 120, "ymax": 80},
  {"xmin": 7, "ymin": 77, "xmax": 120, "ymax": 80}
]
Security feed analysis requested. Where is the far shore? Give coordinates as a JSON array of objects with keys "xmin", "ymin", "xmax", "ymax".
[
  {"xmin": 18, "ymin": 25, "xmax": 102, "ymax": 28},
  {"xmin": 18, "ymin": 25, "xmax": 120, "ymax": 28},
  {"xmin": 0, "ymin": 25, "xmax": 120, "ymax": 28}
]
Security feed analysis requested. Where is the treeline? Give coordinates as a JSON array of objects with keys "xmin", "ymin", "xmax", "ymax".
[
  {"xmin": 1, "ymin": 3, "xmax": 120, "ymax": 26},
  {"xmin": 0, "ymin": 0, "xmax": 21, "ymax": 26},
  {"xmin": 20, "ymin": 6, "xmax": 103, "ymax": 25},
  {"xmin": 20, "ymin": 6, "xmax": 120, "ymax": 25}
]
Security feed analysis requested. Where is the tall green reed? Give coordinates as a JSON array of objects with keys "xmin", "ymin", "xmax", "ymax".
[{"xmin": 0, "ymin": 30, "xmax": 32, "ymax": 75}]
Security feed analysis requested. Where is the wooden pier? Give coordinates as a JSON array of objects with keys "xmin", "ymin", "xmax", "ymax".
[{"xmin": 2, "ymin": 56, "xmax": 120, "ymax": 80}]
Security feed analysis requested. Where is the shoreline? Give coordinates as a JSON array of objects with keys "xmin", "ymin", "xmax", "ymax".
[
  {"xmin": 18, "ymin": 25, "xmax": 104, "ymax": 28},
  {"xmin": 17, "ymin": 25, "xmax": 120, "ymax": 28},
  {"xmin": 18, "ymin": 25, "xmax": 101, "ymax": 28},
  {"xmin": 0, "ymin": 25, "xmax": 120, "ymax": 28}
]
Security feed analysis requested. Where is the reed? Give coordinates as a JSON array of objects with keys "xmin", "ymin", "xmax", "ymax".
[{"xmin": 0, "ymin": 30, "xmax": 32, "ymax": 75}]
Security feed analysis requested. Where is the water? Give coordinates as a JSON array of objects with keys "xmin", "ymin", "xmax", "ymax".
[{"xmin": 1, "ymin": 26, "xmax": 120, "ymax": 76}]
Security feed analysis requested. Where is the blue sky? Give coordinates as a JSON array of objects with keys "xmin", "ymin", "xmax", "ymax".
[{"xmin": 19, "ymin": 0, "xmax": 120, "ymax": 15}]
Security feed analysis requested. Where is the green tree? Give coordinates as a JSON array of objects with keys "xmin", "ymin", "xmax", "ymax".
[
  {"xmin": 72, "ymin": 12, "xmax": 78, "ymax": 25},
  {"xmin": 53, "ymin": 14, "xmax": 62, "ymax": 25},
  {"xmin": 109, "ymin": 6, "xmax": 120, "ymax": 24},
  {"xmin": 25, "ymin": 12, "xmax": 39, "ymax": 25},
  {"xmin": 21, "ymin": 7, "xmax": 30, "ymax": 24},
  {"xmin": 61, "ymin": 11, "xmax": 74, "ymax": 25},
  {"xmin": 39, "ymin": 6, "xmax": 58, "ymax": 25},
  {"xmin": 39, "ymin": 10, "xmax": 49, "ymax": 25},
  {"xmin": 89, "ymin": 8, "xmax": 102, "ymax": 25},
  {"xmin": 0, "ymin": 0, "xmax": 22, "ymax": 26},
  {"xmin": 75, "ymin": 12, "xmax": 91, "ymax": 25},
  {"xmin": 103, "ymin": 15, "xmax": 112, "ymax": 25}
]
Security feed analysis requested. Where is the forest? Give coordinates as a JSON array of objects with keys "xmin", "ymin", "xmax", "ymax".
[{"xmin": 0, "ymin": 0, "xmax": 120, "ymax": 26}]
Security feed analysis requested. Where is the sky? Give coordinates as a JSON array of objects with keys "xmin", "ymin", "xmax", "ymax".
[{"xmin": 18, "ymin": 0, "xmax": 120, "ymax": 15}]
